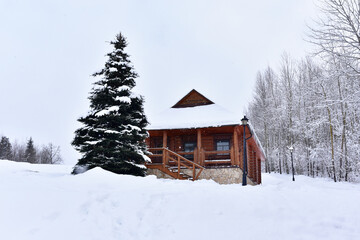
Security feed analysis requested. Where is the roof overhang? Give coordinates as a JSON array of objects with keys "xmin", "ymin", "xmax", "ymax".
[{"xmin": 147, "ymin": 123, "xmax": 239, "ymax": 131}]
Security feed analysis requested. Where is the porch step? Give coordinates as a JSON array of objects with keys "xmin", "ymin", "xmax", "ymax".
[
  {"xmin": 146, "ymin": 164, "xmax": 192, "ymax": 180},
  {"xmin": 162, "ymin": 166, "xmax": 190, "ymax": 180},
  {"xmin": 168, "ymin": 166, "xmax": 188, "ymax": 171},
  {"xmin": 168, "ymin": 167, "xmax": 193, "ymax": 178},
  {"xmin": 146, "ymin": 148, "xmax": 205, "ymax": 181}
]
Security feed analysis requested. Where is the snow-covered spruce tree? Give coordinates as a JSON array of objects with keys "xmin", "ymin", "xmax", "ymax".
[
  {"xmin": 25, "ymin": 137, "xmax": 37, "ymax": 163},
  {"xmin": 72, "ymin": 33, "xmax": 149, "ymax": 176},
  {"xmin": 0, "ymin": 136, "xmax": 12, "ymax": 160}
]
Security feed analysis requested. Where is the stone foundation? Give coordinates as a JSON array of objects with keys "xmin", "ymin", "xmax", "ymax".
[{"xmin": 147, "ymin": 167, "xmax": 255, "ymax": 185}]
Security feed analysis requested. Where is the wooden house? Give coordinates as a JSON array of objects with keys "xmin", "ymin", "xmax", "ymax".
[{"xmin": 146, "ymin": 89, "xmax": 265, "ymax": 185}]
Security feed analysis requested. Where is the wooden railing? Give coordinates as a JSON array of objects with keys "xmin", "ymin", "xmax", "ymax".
[
  {"xmin": 148, "ymin": 148, "xmax": 204, "ymax": 180},
  {"xmin": 200, "ymin": 147, "xmax": 233, "ymax": 166},
  {"xmin": 149, "ymin": 147, "xmax": 235, "ymax": 165}
]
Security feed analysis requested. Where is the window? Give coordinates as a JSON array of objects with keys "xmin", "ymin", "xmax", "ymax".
[
  {"xmin": 183, "ymin": 142, "xmax": 196, "ymax": 160},
  {"xmin": 184, "ymin": 142, "xmax": 196, "ymax": 152},
  {"xmin": 216, "ymin": 139, "xmax": 230, "ymax": 156}
]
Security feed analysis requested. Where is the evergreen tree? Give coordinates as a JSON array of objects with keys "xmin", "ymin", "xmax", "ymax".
[
  {"xmin": 0, "ymin": 136, "xmax": 12, "ymax": 160},
  {"xmin": 25, "ymin": 137, "xmax": 37, "ymax": 163},
  {"xmin": 72, "ymin": 32, "xmax": 149, "ymax": 176}
]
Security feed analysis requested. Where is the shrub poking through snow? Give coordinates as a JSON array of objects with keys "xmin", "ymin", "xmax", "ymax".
[{"xmin": 72, "ymin": 32, "xmax": 149, "ymax": 176}]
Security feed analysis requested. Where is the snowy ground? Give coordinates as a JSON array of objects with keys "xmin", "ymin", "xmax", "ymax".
[{"xmin": 1, "ymin": 160, "xmax": 359, "ymax": 240}]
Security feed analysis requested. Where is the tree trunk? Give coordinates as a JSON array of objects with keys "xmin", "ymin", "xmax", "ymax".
[{"xmin": 321, "ymin": 83, "xmax": 336, "ymax": 182}]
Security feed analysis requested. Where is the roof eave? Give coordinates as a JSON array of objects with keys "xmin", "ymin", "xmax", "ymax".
[{"xmin": 147, "ymin": 123, "xmax": 239, "ymax": 131}]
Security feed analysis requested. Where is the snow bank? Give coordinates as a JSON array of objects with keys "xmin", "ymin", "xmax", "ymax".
[{"xmin": 0, "ymin": 160, "xmax": 359, "ymax": 240}]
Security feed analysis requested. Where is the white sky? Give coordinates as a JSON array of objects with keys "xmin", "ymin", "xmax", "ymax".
[{"xmin": 0, "ymin": 0, "xmax": 318, "ymax": 164}]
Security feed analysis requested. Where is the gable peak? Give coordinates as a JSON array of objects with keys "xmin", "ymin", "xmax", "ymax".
[{"xmin": 172, "ymin": 89, "xmax": 215, "ymax": 108}]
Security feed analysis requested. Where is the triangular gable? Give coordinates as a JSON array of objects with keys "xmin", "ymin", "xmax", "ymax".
[{"xmin": 172, "ymin": 89, "xmax": 215, "ymax": 108}]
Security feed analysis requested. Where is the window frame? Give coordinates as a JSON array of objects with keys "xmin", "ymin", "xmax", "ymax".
[{"xmin": 213, "ymin": 134, "xmax": 231, "ymax": 158}]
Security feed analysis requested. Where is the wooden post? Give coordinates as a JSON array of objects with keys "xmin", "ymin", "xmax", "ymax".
[
  {"xmin": 197, "ymin": 129, "xmax": 202, "ymax": 165},
  {"xmin": 233, "ymin": 126, "xmax": 239, "ymax": 166},
  {"xmin": 162, "ymin": 131, "xmax": 167, "ymax": 167},
  {"xmin": 178, "ymin": 155, "xmax": 180, "ymax": 179},
  {"xmin": 201, "ymin": 148, "xmax": 205, "ymax": 166},
  {"xmin": 194, "ymin": 148, "xmax": 198, "ymax": 165}
]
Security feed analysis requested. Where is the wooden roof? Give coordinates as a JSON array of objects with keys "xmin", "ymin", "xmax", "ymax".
[{"xmin": 172, "ymin": 89, "xmax": 214, "ymax": 108}]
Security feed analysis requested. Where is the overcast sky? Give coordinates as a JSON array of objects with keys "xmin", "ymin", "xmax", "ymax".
[{"xmin": 0, "ymin": 0, "xmax": 319, "ymax": 164}]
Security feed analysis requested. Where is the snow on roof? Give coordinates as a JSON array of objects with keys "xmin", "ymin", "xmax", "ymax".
[
  {"xmin": 147, "ymin": 104, "xmax": 240, "ymax": 130},
  {"xmin": 146, "ymin": 102, "xmax": 266, "ymax": 158}
]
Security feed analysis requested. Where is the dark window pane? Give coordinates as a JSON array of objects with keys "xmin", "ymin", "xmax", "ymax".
[
  {"xmin": 184, "ymin": 142, "xmax": 196, "ymax": 152},
  {"xmin": 184, "ymin": 142, "xmax": 196, "ymax": 160}
]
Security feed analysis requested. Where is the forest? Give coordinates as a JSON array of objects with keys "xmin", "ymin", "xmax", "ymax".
[
  {"xmin": 248, "ymin": 0, "xmax": 360, "ymax": 182},
  {"xmin": 0, "ymin": 136, "xmax": 62, "ymax": 164}
]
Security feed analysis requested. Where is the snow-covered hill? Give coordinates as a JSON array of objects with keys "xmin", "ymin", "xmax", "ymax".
[{"xmin": 0, "ymin": 160, "xmax": 359, "ymax": 240}]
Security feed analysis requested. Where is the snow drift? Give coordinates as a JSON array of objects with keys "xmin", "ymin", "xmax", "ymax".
[{"xmin": 0, "ymin": 160, "xmax": 359, "ymax": 240}]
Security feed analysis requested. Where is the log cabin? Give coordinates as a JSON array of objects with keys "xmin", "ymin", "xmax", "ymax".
[{"xmin": 146, "ymin": 89, "xmax": 265, "ymax": 185}]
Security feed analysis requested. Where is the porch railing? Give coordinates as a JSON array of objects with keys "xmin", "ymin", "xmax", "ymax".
[
  {"xmin": 148, "ymin": 147, "xmax": 235, "ymax": 166},
  {"xmin": 148, "ymin": 148, "xmax": 205, "ymax": 180},
  {"xmin": 202, "ymin": 150, "xmax": 231, "ymax": 165}
]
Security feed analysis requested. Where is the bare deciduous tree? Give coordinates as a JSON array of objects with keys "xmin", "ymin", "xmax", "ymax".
[
  {"xmin": 308, "ymin": 0, "xmax": 360, "ymax": 69},
  {"xmin": 39, "ymin": 143, "xmax": 63, "ymax": 164}
]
